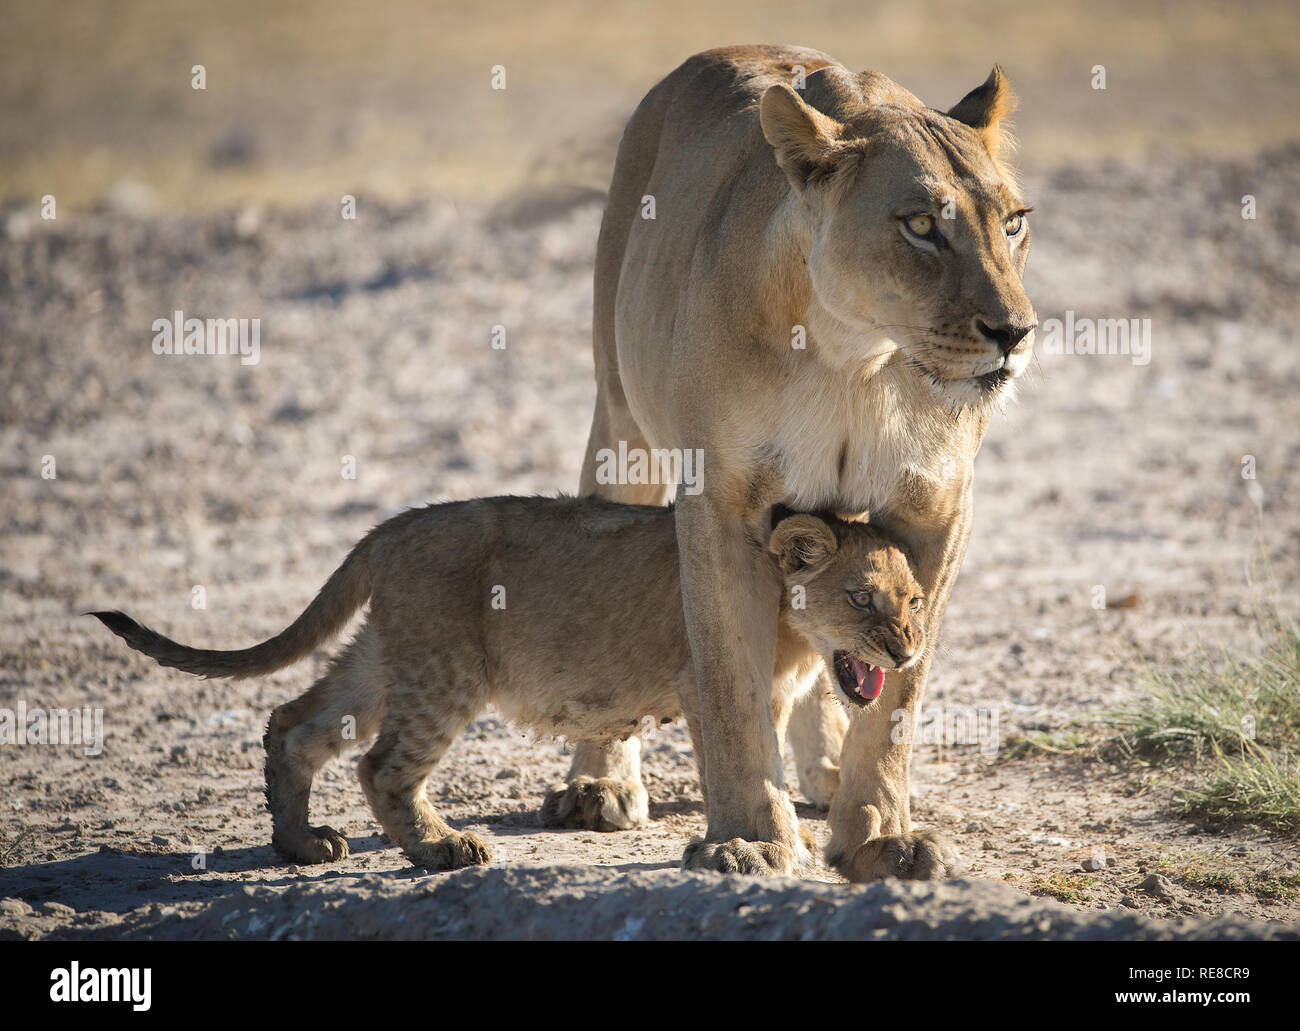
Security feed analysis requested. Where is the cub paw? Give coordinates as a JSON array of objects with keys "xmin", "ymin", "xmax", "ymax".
[
  {"xmin": 407, "ymin": 831, "xmax": 492, "ymax": 871},
  {"xmin": 798, "ymin": 757, "xmax": 840, "ymax": 810},
  {"xmin": 831, "ymin": 830, "xmax": 963, "ymax": 882},
  {"xmin": 540, "ymin": 776, "xmax": 649, "ymax": 831},
  {"xmin": 681, "ymin": 836, "xmax": 800, "ymax": 877},
  {"xmin": 273, "ymin": 825, "xmax": 350, "ymax": 864}
]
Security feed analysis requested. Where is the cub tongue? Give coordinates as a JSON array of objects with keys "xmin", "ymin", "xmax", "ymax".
[{"xmin": 847, "ymin": 655, "xmax": 886, "ymax": 700}]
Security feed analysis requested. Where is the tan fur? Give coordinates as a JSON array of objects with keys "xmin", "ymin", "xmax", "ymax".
[
  {"xmin": 93, "ymin": 497, "xmax": 922, "ymax": 870},
  {"xmin": 574, "ymin": 45, "xmax": 1035, "ymax": 878}
]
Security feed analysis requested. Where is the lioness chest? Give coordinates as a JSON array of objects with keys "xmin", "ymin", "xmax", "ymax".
[{"xmin": 769, "ymin": 360, "xmax": 963, "ymax": 516}]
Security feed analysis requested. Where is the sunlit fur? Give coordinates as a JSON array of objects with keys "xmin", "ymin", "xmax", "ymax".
[
  {"xmin": 580, "ymin": 45, "xmax": 1033, "ymax": 880},
  {"xmin": 92, "ymin": 497, "xmax": 922, "ymax": 870}
]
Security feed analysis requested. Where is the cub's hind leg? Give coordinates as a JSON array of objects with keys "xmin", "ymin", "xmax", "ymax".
[
  {"xmin": 356, "ymin": 663, "xmax": 490, "ymax": 871},
  {"xmin": 263, "ymin": 625, "xmax": 386, "ymax": 863}
]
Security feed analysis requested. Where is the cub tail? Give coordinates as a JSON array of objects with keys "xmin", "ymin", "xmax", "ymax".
[{"xmin": 91, "ymin": 528, "xmax": 380, "ymax": 680}]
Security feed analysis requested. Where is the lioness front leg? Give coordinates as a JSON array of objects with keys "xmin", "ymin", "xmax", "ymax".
[
  {"xmin": 825, "ymin": 677, "xmax": 962, "ymax": 882},
  {"xmin": 824, "ymin": 504, "xmax": 971, "ymax": 882},
  {"xmin": 540, "ymin": 738, "xmax": 650, "ymax": 831},
  {"xmin": 676, "ymin": 492, "xmax": 807, "ymax": 877}
]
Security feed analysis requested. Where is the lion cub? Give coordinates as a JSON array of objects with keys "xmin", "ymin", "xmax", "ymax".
[{"xmin": 93, "ymin": 496, "xmax": 925, "ymax": 871}]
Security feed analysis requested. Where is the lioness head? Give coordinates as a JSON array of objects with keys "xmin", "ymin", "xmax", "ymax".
[
  {"xmin": 760, "ymin": 65, "xmax": 1037, "ymax": 407},
  {"xmin": 770, "ymin": 513, "xmax": 925, "ymax": 707}
]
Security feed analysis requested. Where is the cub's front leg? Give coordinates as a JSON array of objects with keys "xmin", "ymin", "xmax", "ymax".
[{"xmin": 785, "ymin": 674, "xmax": 848, "ymax": 809}]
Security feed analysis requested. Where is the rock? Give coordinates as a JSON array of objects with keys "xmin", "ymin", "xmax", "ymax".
[
  {"xmin": 0, "ymin": 897, "xmax": 33, "ymax": 917},
  {"xmin": 3, "ymin": 209, "xmax": 37, "ymax": 240},
  {"xmin": 46, "ymin": 867, "xmax": 1300, "ymax": 942},
  {"xmin": 40, "ymin": 902, "xmax": 76, "ymax": 918},
  {"xmin": 1082, "ymin": 850, "xmax": 1108, "ymax": 872},
  {"xmin": 1137, "ymin": 873, "xmax": 1176, "ymax": 901},
  {"xmin": 101, "ymin": 180, "xmax": 157, "ymax": 216},
  {"xmin": 234, "ymin": 206, "xmax": 263, "ymax": 239}
]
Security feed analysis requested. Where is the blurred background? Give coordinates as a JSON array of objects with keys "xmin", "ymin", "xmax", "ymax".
[{"xmin": 3, "ymin": 0, "xmax": 1298, "ymax": 212}]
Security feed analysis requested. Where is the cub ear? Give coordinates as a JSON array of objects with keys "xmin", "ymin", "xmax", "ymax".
[
  {"xmin": 769, "ymin": 515, "xmax": 839, "ymax": 575},
  {"xmin": 946, "ymin": 66, "xmax": 1017, "ymax": 160},
  {"xmin": 760, "ymin": 84, "xmax": 847, "ymax": 193}
]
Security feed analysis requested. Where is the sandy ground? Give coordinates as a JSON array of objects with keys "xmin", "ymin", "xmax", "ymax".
[{"xmin": 2, "ymin": 135, "xmax": 1300, "ymax": 938}]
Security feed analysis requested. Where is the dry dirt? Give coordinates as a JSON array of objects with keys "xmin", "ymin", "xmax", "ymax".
[{"xmin": 2, "ymin": 141, "xmax": 1299, "ymax": 940}]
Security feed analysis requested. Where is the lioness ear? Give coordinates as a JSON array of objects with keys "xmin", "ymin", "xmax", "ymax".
[
  {"xmin": 769, "ymin": 515, "xmax": 839, "ymax": 575},
  {"xmin": 947, "ymin": 66, "xmax": 1017, "ymax": 160},
  {"xmin": 760, "ymin": 84, "xmax": 846, "ymax": 193}
]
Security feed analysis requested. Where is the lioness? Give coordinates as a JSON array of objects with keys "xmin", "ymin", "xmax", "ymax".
[
  {"xmin": 92, "ymin": 497, "xmax": 925, "ymax": 870},
  {"xmin": 561, "ymin": 45, "xmax": 1036, "ymax": 880}
]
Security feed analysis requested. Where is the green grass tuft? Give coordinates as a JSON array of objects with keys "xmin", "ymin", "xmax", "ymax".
[
  {"xmin": 1172, "ymin": 741, "xmax": 1300, "ymax": 835},
  {"xmin": 1004, "ymin": 616, "xmax": 1300, "ymax": 835},
  {"xmin": 1105, "ymin": 617, "xmax": 1300, "ymax": 762}
]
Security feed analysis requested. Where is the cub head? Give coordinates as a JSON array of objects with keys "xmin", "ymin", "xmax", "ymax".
[
  {"xmin": 760, "ymin": 66, "xmax": 1037, "ymax": 408},
  {"xmin": 770, "ymin": 513, "xmax": 925, "ymax": 708}
]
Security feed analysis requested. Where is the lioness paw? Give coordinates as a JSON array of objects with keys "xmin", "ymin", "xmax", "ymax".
[
  {"xmin": 272, "ymin": 825, "xmax": 350, "ymax": 864},
  {"xmin": 407, "ymin": 831, "xmax": 492, "ymax": 871},
  {"xmin": 681, "ymin": 837, "xmax": 800, "ymax": 877},
  {"xmin": 832, "ymin": 830, "xmax": 963, "ymax": 882},
  {"xmin": 540, "ymin": 775, "xmax": 649, "ymax": 831}
]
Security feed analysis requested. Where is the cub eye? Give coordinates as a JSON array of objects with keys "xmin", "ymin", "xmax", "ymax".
[
  {"xmin": 905, "ymin": 213, "xmax": 934, "ymax": 237},
  {"xmin": 848, "ymin": 590, "xmax": 875, "ymax": 612},
  {"xmin": 909, "ymin": 597, "xmax": 924, "ymax": 612},
  {"xmin": 1004, "ymin": 213, "xmax": 1025, "ymax": 237}
]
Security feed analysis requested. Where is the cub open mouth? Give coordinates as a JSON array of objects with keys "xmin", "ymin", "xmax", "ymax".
[{"xmin": 833, "ymin": 650, "xmax": 886, "ymax": 706}]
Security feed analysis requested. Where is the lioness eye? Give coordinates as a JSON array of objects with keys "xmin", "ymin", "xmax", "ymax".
[
  {"xmin": 905, "ymin": 213, "xmax": 934, "ymax": 237},
  {"xmin": 1004, "ymin": 214, "xmax": 1024, "ymax": 237},
  {"xmin": 848, "ymin": 590, "xmax": 875, "ymax": 611},
  {"xmin": 910, "ymin": 597, "xmax": 924, "ymax": 612}
]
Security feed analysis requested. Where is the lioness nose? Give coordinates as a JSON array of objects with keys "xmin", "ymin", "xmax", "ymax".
[
  {"xmin": 887, "ymin": 643, "xmax": 915, "ymax": 666},
  {"xmin": 974, "ymin": 318, "xmax": 1035, "ymax": 356}
]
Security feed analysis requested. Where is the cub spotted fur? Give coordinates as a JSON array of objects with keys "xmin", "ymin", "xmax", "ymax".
[{"xmin": 92, "ymin": 496, "xmax": 924, "ymax": 871}]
